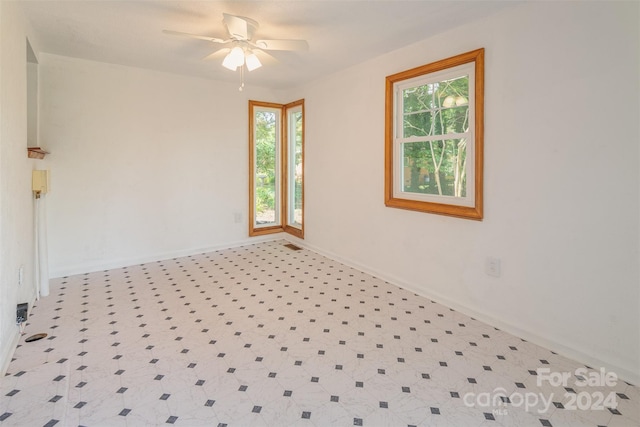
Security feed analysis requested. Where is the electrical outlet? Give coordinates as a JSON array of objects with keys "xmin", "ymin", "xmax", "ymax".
[
  {"xmin": 485, "ymin": 257, "xmax": 501, "ymax": 277},
  {"xmin": 18, "ymin": 265, "xmax": 24, "ymax": 286},
  {"xmin": 16, "ymin": 303, "xmax": 28, "ymax": 325}
]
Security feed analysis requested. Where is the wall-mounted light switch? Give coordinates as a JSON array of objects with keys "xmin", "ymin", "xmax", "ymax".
[{"xmin": 485, "ymin": 257, "xmax": 501, "ymax": 277}]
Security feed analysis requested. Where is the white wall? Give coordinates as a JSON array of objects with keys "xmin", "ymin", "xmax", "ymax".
[
  {"xmin": 40, "ymin": 54, "xmax": 282, "ymax": 277},
  {"xmin": 0, "ymin": 1, "xmax": 42, "ymax": 374},
  {"xmin": 296, "ymin": 1, "xmax": 639, "ymax": 382}
]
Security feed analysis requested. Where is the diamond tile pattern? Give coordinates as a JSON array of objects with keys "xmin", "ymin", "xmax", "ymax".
[{"xmin": 1, "ymin": 240, "xmax": 638, "ymax": 426}]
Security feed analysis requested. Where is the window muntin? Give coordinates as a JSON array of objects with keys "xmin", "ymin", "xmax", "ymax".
[{"xmin": 385, "ymin": 49, "xmax": 484, "ymax": 220}]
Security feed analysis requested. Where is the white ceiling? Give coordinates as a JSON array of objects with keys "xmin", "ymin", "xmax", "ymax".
[{"xmin": 19, "ymin": 0, "xmax": 518, "ymax": 90}]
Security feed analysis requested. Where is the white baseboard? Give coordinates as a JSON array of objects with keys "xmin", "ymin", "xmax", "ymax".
[
  {"xmin": 287, "ymin": 237, "xmax": 639, "ymax": 386},
  {"xmin": 0, "ymin": 327, "xmax": 20, "ymax": 377},
  {"xmin": 49, "ymin": 235, "xmax": 283, "ymax": 279}
]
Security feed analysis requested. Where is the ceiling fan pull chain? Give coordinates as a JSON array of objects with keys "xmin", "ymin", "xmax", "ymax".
[{"xmin": 239, "ymin": 65, "xmax": 245, "ymax": 91}]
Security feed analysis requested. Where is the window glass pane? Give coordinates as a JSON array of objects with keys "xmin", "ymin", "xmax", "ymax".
[
  {"xmin": 402, "ymin": 75, "xmax": 469, "ymax": 138},
  {"xmin": 288, "ymin": 109, "xmax": 303, "ymax": 228},
  {"xmin": 401, "ymin": 138, "xmax": 467, "ymax": 197},
  {"xmin": 255, "ymin": 110, "xmax": 279, "ymax": 226}
]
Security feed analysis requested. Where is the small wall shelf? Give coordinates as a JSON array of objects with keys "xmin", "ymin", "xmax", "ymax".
[{"xmin": 27, "ymin": 147, "xmax": 49, "ymax": 159}]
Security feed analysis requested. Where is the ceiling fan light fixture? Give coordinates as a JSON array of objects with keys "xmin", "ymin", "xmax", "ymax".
[
  {"xmin": 222, "ymin": 53, "xmax": 238, "ymax": 71},
  {"xmin": 245, "ymin": 51, "xmax": 262, "ymax": 71},
  {"xmin": 165, "ymin": 13, "xmax": 308, "ymax": 87},
  {"xmin": 222, "ymin": 46, "xmax": 245, "ymax": 70}
]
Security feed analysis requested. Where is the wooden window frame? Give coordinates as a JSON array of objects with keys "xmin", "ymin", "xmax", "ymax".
[
  {"xmin": 249, "ymin": 100, "xmax": 282, "ymax": 236},
  {"xmin": 249, "ymin": 99, "xmax": 305, "ymax": 238},
  {"xmin": 283, "ymin": 99, "xmax": 305, "ymax": 239},
  {"xmin": 384, "ymin": 48, "xmax": 484, "ymax": 220}
]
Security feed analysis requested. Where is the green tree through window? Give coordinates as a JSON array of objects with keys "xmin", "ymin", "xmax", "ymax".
[
  {"xmin": 402, "ymin": 75, "xmax": 469, "ymax": 197},
  {"xmin": 255, "ymin": 110, "xmax": 277, "ymax": 223}
]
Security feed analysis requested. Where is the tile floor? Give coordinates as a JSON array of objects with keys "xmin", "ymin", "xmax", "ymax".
[{"xmin": 1, "ymin": 240, "xmax": 638, "ymax": 426}]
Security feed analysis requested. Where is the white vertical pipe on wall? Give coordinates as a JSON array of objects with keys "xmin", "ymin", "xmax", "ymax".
[
  {"xmin": 36, "ymin": 195, "xmax": 49, "ymax": 297},
  {"xmin": 34, "ymin": 197, "xmax": 40, "ymax": 299}
]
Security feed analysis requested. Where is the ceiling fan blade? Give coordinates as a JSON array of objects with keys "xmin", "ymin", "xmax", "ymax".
[
  {"xmin": 202, "ymin": 48, "xmax": 229, "ymax": 61},
  {"xmin": 253, "ymin": 49, "xmax": 277, "ymax": 66},
  {"xmin": 163, "ymin": 29, "xmax": 226, "ymax": 44},
  {"xmin": 255, "ymin": 39, "xmax": 309, "ymax": 51},
  {"xmin": 223, "ymin": 13, "xmax": 259, "ymax": 40}
]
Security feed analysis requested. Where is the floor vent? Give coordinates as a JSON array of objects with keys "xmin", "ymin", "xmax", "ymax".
[
  {"xmin": 25, "ymin": 333, "xmax": 47, "ymax": 343},
  {"xmin": 284, "ymin": 243, "xmax": 302, "ymax": 251}
]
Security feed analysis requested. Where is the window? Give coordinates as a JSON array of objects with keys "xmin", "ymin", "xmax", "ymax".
[
  {"xmin": 385, "ymin": 49, "xmax": 484, "ymax": 220},
  {"xmin": 284, "ymin": 100, "xmax": 304, "ymax": 238},
  {"xmin": 250, "ymin": 102, "xmax": 282, "ymax": 233},
  {"xmin": 249, "ymin": 99, "xmax": 304, "ymax": 237}
]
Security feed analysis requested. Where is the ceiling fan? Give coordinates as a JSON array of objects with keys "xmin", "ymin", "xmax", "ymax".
[{"xmin": 164, "ymin": 13, "xmax": 308, "ymax": 88}]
